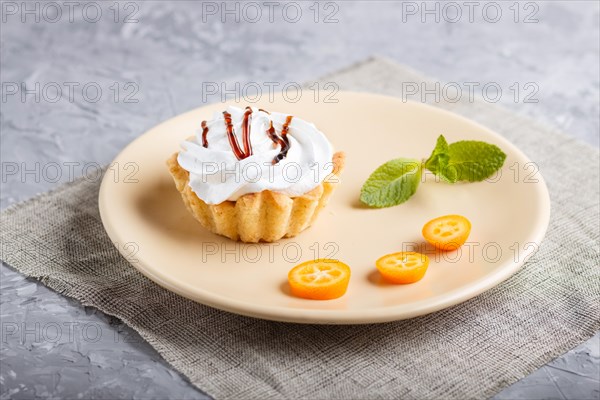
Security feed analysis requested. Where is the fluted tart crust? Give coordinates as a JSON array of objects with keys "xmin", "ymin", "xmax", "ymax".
[{"xmin": 167, "ymin": 152, "xmax": 345, "ymax": 243}]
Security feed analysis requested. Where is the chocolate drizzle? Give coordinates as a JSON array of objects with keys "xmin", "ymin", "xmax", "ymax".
[
  {"xmin": 203, "ymin": 107, "xmax": 294, "ymax": 164},
  {"xmin": 278, "ymin": 115, "xmax": 293, "ymax": 163},
  {"xmin": 201, "ymin": 120, "xmax": 209, "ymax": 148},
  {"xmin": 222, "ymin": 111, "xmax": 243, "ymax": 160},
  {"xmin": 266, "ymin": 121, "xmax": 286, "ymax": 164},
  {"xmin": 241, "ymin": 107, "xmax": 253, "ymax": 157},
  {"xmin": 221, "ymin": 107, "xmax": 255, "ymax": 160}
]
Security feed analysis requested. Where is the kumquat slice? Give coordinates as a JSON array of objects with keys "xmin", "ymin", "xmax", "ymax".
[
  {"xmin": 422, "ymin": 214, "xmax": 472, "ymax": 251},
  {"xmin": 375, "ymin": 252, "xmax": 430, "ymax": 284},
  {"xmin": 288, "ymin": 259, "xmax": 351, "ymax": 300}
]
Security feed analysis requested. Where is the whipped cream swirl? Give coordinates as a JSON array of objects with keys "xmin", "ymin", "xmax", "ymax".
[{"xmin": 177, "ymin": 106, "xmax": 334, "ymax": 204}]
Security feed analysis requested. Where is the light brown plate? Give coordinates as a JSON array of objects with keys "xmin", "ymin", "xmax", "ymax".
[{"xmin": 99, "ymin": 92, "xmax": 550, "ymax": 324}]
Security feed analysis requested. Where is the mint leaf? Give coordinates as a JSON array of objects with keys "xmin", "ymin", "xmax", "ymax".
[
  {"xmin": 425, "ymin": 135, "xmax": 506, "ymax": 183},
  {"xmin": 431, "ymin": 134, "xmax": 449, "ymax": 155},
  {"xmin": 444, "ymin": 140, "xmax": 506, "ymax": 182},
  {"xmin": 424, "ymin": 135, "xmax": 454, "ymax": 182},
  {"xmin": 360, "ymin": 158, "xmax": 422, "ymax": 208}
]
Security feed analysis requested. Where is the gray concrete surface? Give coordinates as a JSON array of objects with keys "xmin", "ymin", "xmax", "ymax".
[{"xmin": 1, "ymin": 1, "xmax": 599, "ymax": 399}]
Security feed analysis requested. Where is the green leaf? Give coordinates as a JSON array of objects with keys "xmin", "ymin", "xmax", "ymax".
[
  {"xmin": 424, "ymin": 135, "xmax": 507, "ymax": 183},
  {"xmin": 360, "ymin": 158, "xmax": 422, "ymax": 208},
  {"xmin": 445, "ymin": 140, "xmax": 506, "ymax": 182},
  {"xmin": 424, "ymin": 135, "xmax": 453, "ymax": 182}
]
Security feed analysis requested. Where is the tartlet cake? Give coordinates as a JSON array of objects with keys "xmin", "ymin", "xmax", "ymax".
[{"xmin": 167, "ymin": 106, "xmax": 345, "ymax": 243}]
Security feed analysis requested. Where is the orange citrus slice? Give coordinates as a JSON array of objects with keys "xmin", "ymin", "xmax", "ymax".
[
  {"xmin": 422, "ymin": 214, "xmax": 471, "ymax": 251},
  {"xmin": 288, "ymin": 259, "xmax": 351, "ymax": 300},
  {"xmin": 376, "ymin": 252, "xmax": 429, "ymax": 284}
]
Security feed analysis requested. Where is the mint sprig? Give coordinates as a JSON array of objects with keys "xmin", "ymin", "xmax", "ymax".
[
  {"xmin": 360, "ymin": 158, "xmax": 422, "ymax": 208},
  {"xmin": 360, "ymin": 135, "xmax": 506, "ymax": 208}
]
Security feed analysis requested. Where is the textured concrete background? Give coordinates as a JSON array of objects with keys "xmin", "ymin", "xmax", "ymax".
[{"xmin": 1, "ymin": 1, "xmax": 599, "ymax": 399}]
